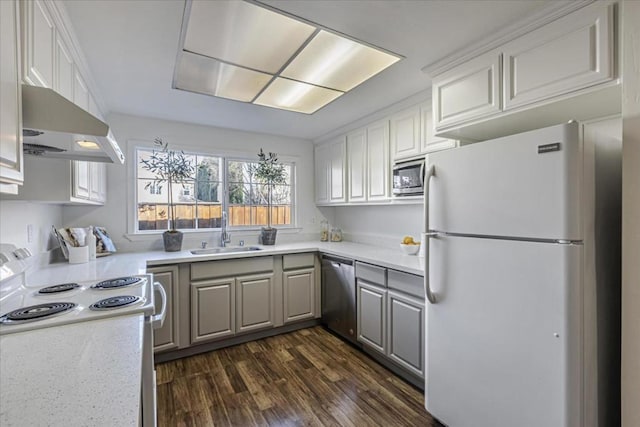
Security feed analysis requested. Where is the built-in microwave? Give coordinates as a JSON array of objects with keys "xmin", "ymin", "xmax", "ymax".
[{"xmin": 392, "ymin": 158, "xmax": 425, "ymax": 196}]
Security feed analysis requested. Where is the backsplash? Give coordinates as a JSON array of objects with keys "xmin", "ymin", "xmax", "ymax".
[{"xmin": 0, "ymin": 201, "xmax": 61, "ymax": 254}]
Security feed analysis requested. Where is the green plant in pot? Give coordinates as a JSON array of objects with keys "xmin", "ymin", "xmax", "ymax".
[
  {"xmin": 141, "ymin": 138, "xmax": 194, "ymax": 252},
  {"xmin": 254, "ymin": 148, "xmax": 286, "ymax": 245}
]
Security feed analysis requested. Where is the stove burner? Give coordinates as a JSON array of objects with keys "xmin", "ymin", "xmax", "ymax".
[
  {"xmin": 92, "ymin": 277, "xmax": 142, "ymax": 290},
  {"xmin": 38, "ymin": 283, "xmax": 80, "ymax": 294},
  {"xmin": 0, "ymin": 302, "xmax": 77, "ymax": 324},
  {"xmin": 89, "ymin": 295, "xmax": 141, "ymax": 311}
]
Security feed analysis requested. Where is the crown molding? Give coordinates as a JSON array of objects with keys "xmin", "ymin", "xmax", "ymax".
[
  {"xmin": 421, "ymin": 0, "xmax": 600, "ymax": 78},
  {"xmin": 313, "ymin": 88, "xmax": 432, "ymax": 144}
]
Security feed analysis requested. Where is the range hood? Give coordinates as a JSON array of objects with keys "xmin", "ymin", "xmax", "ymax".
[{"xmin": 21, "ymin": 85, "xmax": 125, "ymax": 164}]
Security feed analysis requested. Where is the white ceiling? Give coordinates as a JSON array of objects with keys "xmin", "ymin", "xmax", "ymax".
[{"xmin": 61, "ymin": 0, "xmax": 552, "ymax": 141}]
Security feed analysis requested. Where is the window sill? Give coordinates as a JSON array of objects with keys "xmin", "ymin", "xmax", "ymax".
[{"xmin": 123, "ymin": 227, "xmax": 303, "ymax": 242}]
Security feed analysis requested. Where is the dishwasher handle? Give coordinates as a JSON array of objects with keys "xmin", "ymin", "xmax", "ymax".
[{"xmin": 321, "ymin": 255, "xmax": 354, "ymax": 266}]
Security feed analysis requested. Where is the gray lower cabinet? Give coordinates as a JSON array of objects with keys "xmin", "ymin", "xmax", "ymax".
[
  {"xmin": 149, "ymin": 265, "xmax": 180, "ymax": 353},
  {"xmin": 191, "ymin": 277, "xmax": 235, "ymax": 344},
  {"xmin": 356, "ymin": 262, "xmax": 425, "ymax": 380},
  {"xmin": 357, "ymin": 281, "xmax": 387, "ymax": 354},
  {"xmin": 236, "ymin": 273, "xmax": 275, "ymax": 333},
  {"xmin": 283, "ymin": 268, "xmax": 316, "ymax": 324},
  {"xmin": 387, "ymin": 290, "xmax": 425, "ymax": 377}
]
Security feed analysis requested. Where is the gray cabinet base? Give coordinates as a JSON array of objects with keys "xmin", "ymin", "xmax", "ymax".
[{"xmin": 155, "ymin": 318, "xmax": 320, "ymax": 364}]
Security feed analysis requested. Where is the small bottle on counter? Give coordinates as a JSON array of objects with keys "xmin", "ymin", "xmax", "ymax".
[
  {"xmin": 330, "ymin": 228, "xmax": 343, "ymax": 242},
  {"xmin": 320, "ymin": 220, "xmax": 329, "ymax": 242},
  {"xmin": 87, "ymin": 226, "xmax": 97, "ymax": 260}
]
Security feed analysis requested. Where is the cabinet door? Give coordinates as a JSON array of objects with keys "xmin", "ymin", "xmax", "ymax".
[
  {"xmin": 191, "ymin": 278, "xmax": 235, "ymax": 344},
  {"xmin": 54, "ymin": 32, "xmax": 74, "ymax": 102},
  {"xmin": 283, "ymin": 268, "xmax": 315, "ymax": 324},
  {"xmin": 0, "ymin": 0, "xmax": 23, "ymax": 186},
  {"xmin": 21, "ymin": 0, "xmax": 54, "ymax": 88},
  {"xmin": 72, "ymin": 161, "xmax": 90, "ymax": 200},
  {"xmin": 149, "ymin": 266, "xmax": 179, "ymax": 353},
  {"xmin": 89, "ymin": 162, "xmax": 107, "ymax": 203},
  {"xmin": 390, "ymin": 107, "xmax": 420, "ymax": 160},
  {"xmin": 347, "ymin": 128, "xmax": 367, "ymax": 202},
  {"xmin": 329, "ymin": 137, "xmax": 346, "ymax": 203},
  {"xmin": 357, "ymin": 281, "xmax": 387, "ymax": 354},
  {"xmin": 366, "ymin": 120, "xmax": 390, "ymax": 200},
  {"xmin": 503, "ymin": 2, "xmax": 615, "ymax": 110},
  {"xmin": 73, "ymin": 69, "xmax": 89, "ymax": 111},
  {"xmin": 432, "ymin": 52, "xmax": 501, "ymax": 130},
  {"xmin": 420, "ymin": 103, "xmax": 457, "ymax": 153},
  {"xmin": 314, "ymin": 144, "xmax": 329, "ymax": 204},
  {"xmin": 236, "ymin": 273, "xmax": 275, "ymax": 333},
  {"xmin": 387, "ymin": 290, "xmax": 425, "ymax": 378}
]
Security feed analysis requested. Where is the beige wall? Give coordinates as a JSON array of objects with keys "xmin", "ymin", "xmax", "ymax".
[{"xmin": 621, "ymin": 1, "xmax": 640, "ymax": 426}]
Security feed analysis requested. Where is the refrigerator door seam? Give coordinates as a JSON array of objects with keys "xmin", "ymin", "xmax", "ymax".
[{"xmin": 429, "ymin": 231, "xmax": 583, "ymax": 245}]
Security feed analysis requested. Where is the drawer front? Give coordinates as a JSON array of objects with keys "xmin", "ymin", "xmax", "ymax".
[
  {"xmin": 388, "ymin": 269, "xmax": 423, "ymax": 299},
  {"xmin": 191, "ymin": 256, "xmax": 273, "ymax": 281},
  {"xmin": 355, "ymin": 261, "xmax": 386, "ymax": 286},
  {"xmin": 283, "ymin": 253, "xmax": 315, "ymax": 270}
]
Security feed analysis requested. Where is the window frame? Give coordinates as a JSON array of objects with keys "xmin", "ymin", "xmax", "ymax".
[
  {"xmin": 128, "ymin": 141, "xmax": 297, "ymax": 235},
  {"xmin": 224, "ymin": 156, "xmax": 296, "ymax": 231}
]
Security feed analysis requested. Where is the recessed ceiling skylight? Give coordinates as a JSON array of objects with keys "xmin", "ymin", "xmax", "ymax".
[{"xmin": 174, "ymin": 0, "xmax": 402, "ymax": 114}]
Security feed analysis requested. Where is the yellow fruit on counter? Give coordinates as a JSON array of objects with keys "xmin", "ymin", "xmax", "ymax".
[{"xmin": 402, "ymin": 236, "xmax": 415, "ymax": 244}]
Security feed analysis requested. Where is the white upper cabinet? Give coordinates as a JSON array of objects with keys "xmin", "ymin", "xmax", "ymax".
[
  {"xmin": 0, "ymin": 0, "xmax": 23, "ymax": 188},
  {"xmin": 73, "ymin": 70, "xmax": 89, "ymax": 111},
  {"xmin": 346, "ymin": 121, "xmax": 390, "ymax": 203},
  {"xmin": 21, "ymin": 0, "xmax": 54, "ymax": 88},
  {"xmin": 315, "ymin": 137, "xmax": 348, "ymax": 205},
  {"xmin": 347, "ymin": 128, "xmax": 367, "ymax": 203},
  {"xmin": 430, "ymin": 1, "xmax": 618, "ymax": 139},
  {"xmin": 420, "ymin": 102, "xmax": 457, "ymax": 154},
  {"xmin": 432, "ymin": 51, "xmax": 502, "ymax": 130},
  {"xmin": 314, "ymin": 143, "xmax": 330, "ymax": 205},
  {"xmin": 502, "ymin": 2, "xmax": 615, "ymax": 110},
  {"xmin": 390, "ymin": 107, "xmax": 421, "ymax": 160},
  {"xmin": 54, "ymin": 31, "xmax": 74, "ymax": 101},
  {"xmin": 329, "ymin": 137, "xmax": 347, "ymax": 203},
  {"xmin": 366, "ymin": 120, "xmax": 390, "ymax": 201}
]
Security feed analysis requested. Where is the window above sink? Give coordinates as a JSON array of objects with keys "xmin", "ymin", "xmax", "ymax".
[{"xmin": 133, "ymin": 146, "xmax": 296, "ymax": 234}]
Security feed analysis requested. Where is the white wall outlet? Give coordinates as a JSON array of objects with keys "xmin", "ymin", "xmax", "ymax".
[{"xmin": 26, "ymin": 224, "xmax": 34, "ymax": 243}]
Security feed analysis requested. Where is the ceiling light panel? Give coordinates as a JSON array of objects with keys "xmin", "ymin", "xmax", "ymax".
[
  {"xmin": 254, "ymin": 78, "xmax": 343, "ymax": 114},
  {"xmin": 282, "ymin": 30, "xmax": 401, "ymax": 92},
  {"xmin": 184, "ymin": 1, "xmax": 316, "ymax": 74},
  {"xmin": 175, "ymin": 52, "xmax": 272, "ymax": 102}
]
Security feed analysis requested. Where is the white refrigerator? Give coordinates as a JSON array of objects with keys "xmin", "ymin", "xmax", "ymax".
[{"xmin": 423, "ymin": 121, "xmax": 621, "ymax": 427}]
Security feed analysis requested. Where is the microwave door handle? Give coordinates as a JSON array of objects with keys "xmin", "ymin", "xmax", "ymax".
[
  {"xmin": 420, "ymin": 161, "xmax": 425, "ymax": 186},
  {"xmin": 424, "ymin": 165, "xmax": 437, "ymax": 304}
]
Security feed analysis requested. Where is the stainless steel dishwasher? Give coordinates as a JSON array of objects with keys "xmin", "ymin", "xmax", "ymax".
[{"xmin": 321, "ymin": 255, "xmax": 357, "ymax": 344}]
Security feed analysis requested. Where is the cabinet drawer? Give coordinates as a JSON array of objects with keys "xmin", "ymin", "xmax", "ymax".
[
  {"xmin": 191, "ymin": 256, "xmax": 273, "ymax": 281},
  {"xmin": 283, "ymin": 253, "xmax": 315, "ymax": 270},
  {"xmin": 355, "ymin": 262, "xmax": 386, "ymax": 286},
  {"xmin": 388, "ymin": 270, "xmax": 423, "ymax": 299}
]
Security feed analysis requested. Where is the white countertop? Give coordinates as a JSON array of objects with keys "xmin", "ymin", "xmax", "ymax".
[
  {"xmin": 24, "ymin": 240, "xmax": 425, "ymax": 285},
  {"xmin": 1, "ymin": 240, "xmax": 423, "ymax": 427},
  {"xmin": 0, "ymin": 315, "xmax": 144, "ymax": 427}
]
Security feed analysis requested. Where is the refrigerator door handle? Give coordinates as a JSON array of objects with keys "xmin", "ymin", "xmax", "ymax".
[{"xmin": 424, "ymin": 165, "xmax": 437, "ymax": 304}]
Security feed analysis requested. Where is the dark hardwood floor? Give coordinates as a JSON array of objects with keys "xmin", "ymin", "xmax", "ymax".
[{"xmin": 156, "ymin": 326, "xmax": 440, "ymax": 426}]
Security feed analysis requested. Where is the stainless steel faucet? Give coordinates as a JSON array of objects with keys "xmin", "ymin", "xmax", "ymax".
[{"xmin": 221, "ymin": 211, "xmax": 231, "ymax": 247}]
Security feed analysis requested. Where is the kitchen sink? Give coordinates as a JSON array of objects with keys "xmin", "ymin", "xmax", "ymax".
[{"xmin": 190, "ymin": 246, "xmax": 262, "ymax": 255}]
